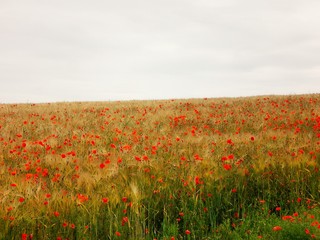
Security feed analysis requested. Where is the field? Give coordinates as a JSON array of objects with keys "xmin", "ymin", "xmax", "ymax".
[{"xmin": 0, "ymin": 94, "xmax": 320, "ymax": 239}]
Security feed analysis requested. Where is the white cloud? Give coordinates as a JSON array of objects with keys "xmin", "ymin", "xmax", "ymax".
[{"xmin": 0, "ymin": 0, "xmax": 319, "ymax": 103}]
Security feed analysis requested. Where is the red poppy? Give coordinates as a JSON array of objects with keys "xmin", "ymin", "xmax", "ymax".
[
  {"xmin": 121, "ymin": 217, "xmax": 128, "ymax": 226},
  {"xmin": 77, "ymin": 194, "xmax": 89, "ymax": 203},
  {"xmin": 195, "ymin": 176, "xmax": 203, "ymax": 185},
  {"xmin": 272, "ymin": 226, "xmax": 282, "ymax": 231},
  {"xmin": 21, "ymin": 233, "xmax": 28, "ymax": 240},
  {"xmin": 223, "ymin": 164, "xmax": 232, "ymax": 171},
  {"xmin": 227, "ymin": 139, "xmax": 233, "ymax": 145}
]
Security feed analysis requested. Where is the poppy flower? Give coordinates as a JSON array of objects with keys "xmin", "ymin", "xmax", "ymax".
[
  {"xmin": 195, "ymin": 176, "xmax": 203, "ymax": 185},
  {"xmin": 223, "ymin": 164, "xmax": 232, "ymax": 171},
  {"xmin": 272, "ymin": 226, "xmax": 282, "ymax": 231},
  {"xmin": 121, "ymin": 217, "xmax": 128, "ymax": 226},
  {"xmin": 21, "ymin": 234, "xmax": 28, "ymax": 240},
  {"xmin": 227, "ymin": 139, "xmax": 233, "ymax": 145}
]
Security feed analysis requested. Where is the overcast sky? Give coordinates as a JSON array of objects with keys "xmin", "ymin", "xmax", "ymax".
[{"xmin": 1, "ymin": 0, "xmax": 320, "ymax": 103}]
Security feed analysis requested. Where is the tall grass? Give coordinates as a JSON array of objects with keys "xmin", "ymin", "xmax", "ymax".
[{"xmin": 0, "ymin": 94, "xmax": 319, "ymax": 239}]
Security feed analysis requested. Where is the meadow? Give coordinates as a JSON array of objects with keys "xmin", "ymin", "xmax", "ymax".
[{"xmin": 0, "ymin": 94, "xmax": 320, "ymax": 239}]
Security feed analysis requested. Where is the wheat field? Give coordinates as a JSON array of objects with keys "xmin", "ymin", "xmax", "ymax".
[{"xmin": 0, "ymin": 94, "xmax": 320, "ymax": 239}]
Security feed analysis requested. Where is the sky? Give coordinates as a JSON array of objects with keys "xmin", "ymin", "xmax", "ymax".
[{"xmin": 1, "ymin": 0, "xmax": 320, "ymax": 103}]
